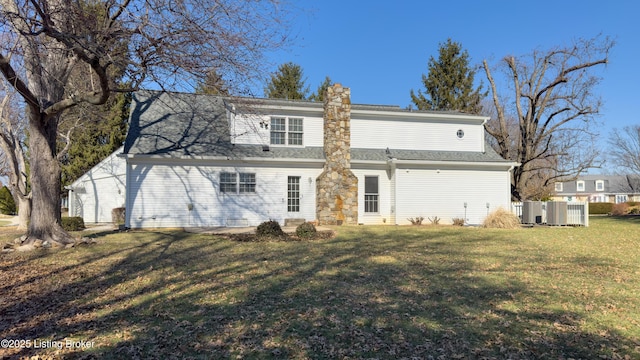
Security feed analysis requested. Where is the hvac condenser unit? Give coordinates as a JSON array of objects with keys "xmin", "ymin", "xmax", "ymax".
[
  {"xmin": 522, "ymin": 201, "xmax": 543, "ymax": 224},
  {"xmin": 546, "ymin": 201, "xmax": 568, "ymax": 226}
]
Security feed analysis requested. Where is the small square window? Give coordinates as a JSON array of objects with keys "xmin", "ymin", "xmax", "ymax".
[{"xmin": 555, "ymin": 183, "xmax": 563, "ymax": 192}]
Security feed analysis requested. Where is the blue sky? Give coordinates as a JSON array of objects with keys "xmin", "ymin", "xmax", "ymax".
[{"xmin": 267, "ymin": 0, "xmax": 639, "ymax": 142}]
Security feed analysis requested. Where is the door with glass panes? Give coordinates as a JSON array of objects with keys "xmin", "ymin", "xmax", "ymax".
[{"xmin": 287, "ymin": 176, "xmax": 301, "ymax": 215}]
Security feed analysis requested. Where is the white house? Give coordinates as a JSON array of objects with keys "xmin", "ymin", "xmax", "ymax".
[
  {"xmin": 67, "ymin": 147, "xmax": 126, "ymax": 223},
  {"xmin": 121, "ymin": 85, "xmax": 517, "ymax": 228}
]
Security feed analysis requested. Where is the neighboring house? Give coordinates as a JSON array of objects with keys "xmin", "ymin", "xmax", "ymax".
[
  {"xmin": 120, "ymin": 85, "xmax": 517, "ymax": 228},
  {"xmin": 552, "ymin": 175, "xmax": 640, "ymax": 203},
  {"xmin": 66, "ymin": 147, "xmax": 126, "ymax": 223}
]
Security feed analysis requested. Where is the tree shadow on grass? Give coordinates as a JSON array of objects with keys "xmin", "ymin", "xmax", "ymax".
[{"xmin": 1, "ymin": 227, "xmax": 638, "ymax": 359}]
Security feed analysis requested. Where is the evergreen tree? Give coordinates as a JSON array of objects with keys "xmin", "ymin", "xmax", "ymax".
[
  {"xmin": 264, "ymin": 62, "xmax": 310, "ymax": 100},
  {"xmin": 59, "ymin": 92, "xmax": 130, "ymax": 189},
  {"xmin": 410, "ymin": 39, "xmax": 486, "ymax": 113},
  {"xmin": 196, "ymin": 69, "xmax": 230, "ymax": 95},
  {"xmin": 0, "ymin": 186, "xmax": 16, "ymax": 215},
  {"xmin": 309, "ymin": 76, "xmax": 332, "ymax": 102}
]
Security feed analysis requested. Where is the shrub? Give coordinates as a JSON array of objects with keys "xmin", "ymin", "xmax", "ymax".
[
  {"xmin": 112, "ymin": 207, "xmax": 126, "ymax": 225},
  {"xmin": 62, "ymin": 216, "xmax": 85, "ymax": 231},
  {"xmin": 611, "ymin": 202, "xmax": 630, "ymax": 216},
  {"xmin": 483, "ymin": 208, "xmax": 521, "ymax": 229},
  {"xmin": 589, "ymin": 202, "xmax": 613, "ymax": 215},
  {"xmin": 256, "ymin": 220, "xmax": 285, "ymax": 237},
  {"xmin": 296, "ymin": 222, "xmax": 317, "ymax": 239},
  {"xmin": 452, "ymin": 217, "xmax": 465, "ymax": 226},
  {"xmin": 0, "ymin": 186, "xmax": 16, "ymax": 215},
  {"xmin": 428, "ymin": 216, "xmax": 441, "ymax": 225},
  {"xmin": 407, "ymin": 216, "xmax": 424, "ymax": 225}
]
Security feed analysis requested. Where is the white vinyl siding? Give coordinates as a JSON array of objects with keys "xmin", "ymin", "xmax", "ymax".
[
  {"xmin": 126, "ymin": 162, "xmax": 321, "ymax": 228},
  {"xmin": 230, "ymin": 114, "xmax": 323, "ymax": 147},
  {"xmin": 394, "ymin": 167, "xmax": 511, "ymax": 225},
  {"xmin": 351, "ymin": 118, "xmax": 483, "ymax": 152},
  {"xmin": 68, "ymin": 149, "xmax": 126, "ymax": 223},
  {"xmin": 353, "ymin": 169, "xmax": 391, "ymax": 224}
]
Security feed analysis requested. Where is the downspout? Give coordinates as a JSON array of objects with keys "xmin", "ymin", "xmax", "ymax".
[
  {"xmin": 481, "ymin": 118, "xmax": 488, "ymax": 153},
  {"xmin": 387, "ymin": 157, "xmax": 397, "ymax": 225}
]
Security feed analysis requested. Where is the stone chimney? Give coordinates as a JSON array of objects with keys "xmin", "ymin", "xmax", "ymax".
[{"xmin": 316, "ymin": 84, "xmax": 358, "ymax": 225}]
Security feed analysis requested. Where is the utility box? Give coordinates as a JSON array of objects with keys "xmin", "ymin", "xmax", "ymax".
[
  {"xmin": 522, "ymin": 201, "xmax": 543, "ymax": 224},
  {"xmin": 547, "ymin": 201, "xmax": 568, "ymax": 226}
]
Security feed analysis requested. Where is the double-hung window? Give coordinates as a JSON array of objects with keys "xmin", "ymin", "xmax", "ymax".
[
  {"xmin": 364, "ymin": 176, "xmax": 379, "ymax": 213},
  {"xmin": 595, "ymin": 180, "xmax": 604, "ymax": 191},
  {"xmin": 576, "ymin": 180, "xmax": 585, "ymax": 192},
  {"xmin": 220, "ymin": 172, "xmax": 256, "ymax": 194},
  {"xmin": 270, "ymin": 117, "xmax": 303, "ymax": 146},
  {"xmin": 555, "ymin": 182, "xmax": 563, "ymax": 192}
]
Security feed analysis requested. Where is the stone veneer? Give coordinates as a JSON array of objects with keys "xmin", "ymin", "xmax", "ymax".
[{"xmin": 316, "ymin": 84, "xmax": 358, "ymax": 225}]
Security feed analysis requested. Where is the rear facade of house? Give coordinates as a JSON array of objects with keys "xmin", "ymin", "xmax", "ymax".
[{"xmin": 122, "ymin": 85, "xmax": 516, "ymax": 228}]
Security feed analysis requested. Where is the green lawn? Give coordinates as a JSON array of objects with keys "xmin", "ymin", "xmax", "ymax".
[{"xmin": 1, "ymin": 217, "xmax": 639, "ymax": 359}]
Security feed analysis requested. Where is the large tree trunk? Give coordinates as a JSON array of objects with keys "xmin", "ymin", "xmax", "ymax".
[
  {"xmin": 24, "ymin": 108, "xmax": 73, "ymax": 245},
  {"xmin": 14, "ymin": 195, "xmax": 30, "ymax": 231}
]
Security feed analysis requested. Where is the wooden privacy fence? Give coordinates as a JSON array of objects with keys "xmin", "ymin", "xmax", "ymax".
[{"xmin": 511, "ymin": 201, "xmax": 589, "ymax": 227}]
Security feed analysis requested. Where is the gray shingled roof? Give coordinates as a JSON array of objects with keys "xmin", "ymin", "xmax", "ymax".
[
  {"xmin": 558, "ymin": 175, "xmax": 640, "ymax": 194},
  {"xmin": 124, "ymin": 90, "xmax": 511, "ymax": 164}
]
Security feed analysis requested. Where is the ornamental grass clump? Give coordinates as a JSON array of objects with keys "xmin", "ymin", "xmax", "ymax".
[{"xmin": 482, "ymin": 207, "xmax": 521, "ymax": 229}]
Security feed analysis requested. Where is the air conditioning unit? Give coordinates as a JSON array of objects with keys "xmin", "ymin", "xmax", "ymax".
[
  {"xmin": 547, "ymin": 201, "xmax": 568, "ymax": 226},
  {"xmin": 522, "ymin": 201, "xmax": 543, "ymax": 224}
]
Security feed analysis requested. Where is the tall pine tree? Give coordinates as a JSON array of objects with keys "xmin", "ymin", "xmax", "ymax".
[
  {"xmin": 59, "ymin": 92, "xmax": 130, "ymax": 189},
  {"xmin": 410, "ymin": 39, "xmax": 486, "ymax": 113},
  {"xmin": 264, "ymin": 62, "xmax": 310, "ymax": 100},
  {"xmin": 309, "ymin": 76, "xmax": 332, "ymax": 102}
]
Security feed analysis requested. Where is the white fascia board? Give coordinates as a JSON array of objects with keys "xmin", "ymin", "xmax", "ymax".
[
  {"xmin": 352, "ymin": 158, "xmax": 519, "ymax": 169},
  {"xmin": 236, "ymin": 103, "xmax": 322, "ymax": 117},
  {"xmin": 392, "ymin": 159, "xmax": 520, "ymax": 169},
  {"xmin": 351, "ymin": 109, "xmax": 490, "ymax": 123},
  {"xmin": 122, "ymin": 153, "xmax": 325, "ymax": 166}
]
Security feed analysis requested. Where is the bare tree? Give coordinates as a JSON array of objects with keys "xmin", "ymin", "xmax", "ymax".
[
  {"xmin": 608, "ymin": 125, "xmax": 640, "ymax": 174},
  {"xmin": 483, "ymin": 36, "xmax": 613, "ymax": 200},
  {"xmin": 0, "ymin": 86, "xmax": 30, "ymax": 229},
  {"xmin": 0, "ymin": 0, "xmax": 292, "ymax": 245}
]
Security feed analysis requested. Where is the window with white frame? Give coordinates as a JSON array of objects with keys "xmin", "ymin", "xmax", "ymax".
[
  {"xmin": 220, "ymin": 172, "xmax": 256, "ymax": 194},
  {"xmin": 364, "ymin": 176, "xmax": 379, "ymax": 213},
  {"xmin": 555, "ymin": 182, "xmax": 563, "ymax": 192},
  {"xmin": 270, "ymin": 117, "xmax": 303, "ymax": 146},
  {"xmin": 595, "ymin": 180, "xmax": 604, "ymax": 191},
  {"xmin": 616, "ymin": 195, "xmax": 628, "ymax": 204},
  {"xmin": 576, "ymin": 180, "xmax": 585, "ymax": 192}
]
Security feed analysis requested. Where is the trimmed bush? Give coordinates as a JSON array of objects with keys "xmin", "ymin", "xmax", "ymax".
[
  {"xmin": 62, "ymin": 216, "xmax": 85, "ymax": 231},
  {"xmin": 296, "ymin": 222, "xmax": 317, "ymax": 238},
  {"xmin": 256, "ymin": 220, "xmax": 285, "ymax": 237},
  {"xmin": 589, "ymin": 202, "xmax": 613, "ymax": 215},
  {"xmin": 483, "ymin": 208, "xmax": 521, "ymax": 229}
]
